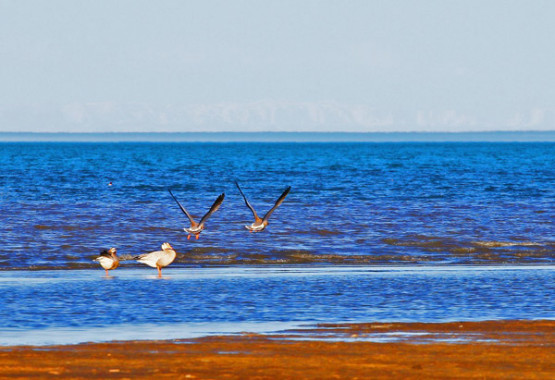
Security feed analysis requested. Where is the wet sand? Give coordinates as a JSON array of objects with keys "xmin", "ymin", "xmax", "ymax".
[{"xmin": 1, "ymin": 320, "xmax": 553, "ymax": 379}]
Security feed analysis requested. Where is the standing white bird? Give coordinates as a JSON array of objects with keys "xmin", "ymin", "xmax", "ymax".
[
  {"xmin": 134, "ymin": 242, "xmax": 176, "ymax": 277},
  {"xmin": 94, "ymin": 247, "xmax": 119, "ymax": 276},
  {"xmin": 168, "ymin": 189, "xmax": 225, "ymax": 240},
  {"xmin": 235, "ymin": 181, "xmax": 291, "ymax": 232}
]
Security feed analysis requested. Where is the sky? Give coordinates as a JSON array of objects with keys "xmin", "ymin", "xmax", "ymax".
[{"xmin": 1, "ymin": 0, "xmax": 554, "ymax": 132}]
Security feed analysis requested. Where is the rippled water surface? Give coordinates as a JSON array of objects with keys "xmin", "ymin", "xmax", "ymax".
[
  {"xmin": 1, "ymin": 142, "xmax": 553, "ymax": 345},
  {"xmin": 0, "ymin": 142, "xmax": 553, "ymax": 268}
]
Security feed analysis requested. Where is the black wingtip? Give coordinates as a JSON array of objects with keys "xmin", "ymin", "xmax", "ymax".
[
  {"xmin": 234, "ymin": 181, "xmax": 246, "ymax": 195},
  {"xmin": 168, "ymin": 188, "xmax": 179, "ymax": 201}
]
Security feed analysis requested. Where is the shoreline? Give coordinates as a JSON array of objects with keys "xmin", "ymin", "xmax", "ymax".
[
  {"xmin": 1, "ymin": 320, "xmax": 553, "ymax": 379},
  {"xmin": 2, "ymin": 262, "xmax": 554, "ymax": 272}
]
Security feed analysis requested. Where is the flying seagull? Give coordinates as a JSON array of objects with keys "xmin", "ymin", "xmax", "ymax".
[
  {"xmin": 168, "ymin": 189, "xmax": 225, "ymax": 240},
  {"xmin": 235, "ymin": 181, "xmax": 291, "ymax": 232},
  {"xmin": 134, "ymin": 242, "xmax": 176, "ymax": 278}
]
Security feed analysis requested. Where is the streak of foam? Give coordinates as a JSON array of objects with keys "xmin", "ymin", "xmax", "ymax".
[{"xmin": 473, "ymin": 241, "xmax": 543, "ymax": 248}]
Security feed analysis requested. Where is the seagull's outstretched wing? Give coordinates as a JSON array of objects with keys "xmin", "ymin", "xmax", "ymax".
[
  {"xmin": 168, "ymin": 189, "xmax": 197, "ymax": 227},
  {"xmin": 263, "ymin": 186, "xmax": 291, "ymax": 222},
  {"xmin": 199, "ymin": 193, "xmax": 225, "ymax": 226},
  {"xmin": 235, "ymin": 181, "xmax": 261, "ymax": 223}
]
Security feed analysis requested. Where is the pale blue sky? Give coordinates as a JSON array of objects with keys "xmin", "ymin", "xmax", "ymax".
[{"xmin": 1, "ymin": 0, "xmax": 554, "ymax": 132}]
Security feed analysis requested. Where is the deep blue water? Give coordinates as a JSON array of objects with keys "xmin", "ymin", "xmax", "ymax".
[
  {"xmin": 0, "ymin": 142, "xmax": 553, "ymax": 345},
  {"xmin": 0, "ymin": 142, "xmax": 553, "ymax": 268}
]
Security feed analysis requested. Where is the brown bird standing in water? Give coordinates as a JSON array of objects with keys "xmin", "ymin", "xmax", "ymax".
[{"xmin": 94, "ymin": 247, "xmax": 119, "ymax": 276}]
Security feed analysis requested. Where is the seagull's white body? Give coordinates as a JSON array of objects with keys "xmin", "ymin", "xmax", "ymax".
[
  {"xmin": 245, "ymin": 222, "xmax": 267, "ymax": 232},
  {"xmin": 184, "ymin": 225, "xmax": 203, "ymax": 235},
  {"xmin": 135, "ymin": 243, "xmax": 176, "ymax": 277},
  {"xmin": 94, "ymin": 248, "xmax": 119, "ymax": 275}
]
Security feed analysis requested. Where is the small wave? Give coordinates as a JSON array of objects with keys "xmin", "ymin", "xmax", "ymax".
[
  {"xmin": 296, "ymin": 229, "xmax": 342, "ymax": 236},
  {"xmin": 315, "ymin": 230, "xmax": 342, "ymax": 236},
  {"xmin": 33, "ymin": 224, "xmax": 95, "ymax": 231},
  {"xmin": 381, "ymin": 236, "xmax": 456, "ymax": 248},
  {"xmin": 450, "ymin": 247, "xmax": 477, "ymax": 254},
  {"xmin": 473, "ymin": 241, "xmax": 543, "ymax": 248},
  {"xmin": 33, "ymin": 225, "xmax": 51, "ymax": 230},
  {"xmin": 188, "ymin": 247, "xmax": 233, "ymax": 255}
]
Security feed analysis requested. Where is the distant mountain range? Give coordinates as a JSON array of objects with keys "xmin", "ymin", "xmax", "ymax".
[{"xmin": 1, "ymin": 101, "xmax": 554, "ymax": 133}]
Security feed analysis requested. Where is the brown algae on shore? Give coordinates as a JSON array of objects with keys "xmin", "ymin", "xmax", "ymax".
[{"xmin": 0, "ymin": 320, "xmax": 553, "ymax": 379}]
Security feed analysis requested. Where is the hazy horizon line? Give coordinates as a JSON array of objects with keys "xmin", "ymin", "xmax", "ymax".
[{"xmin": 1, "ymin": 130, "xmax": 554, "ymax": 142}]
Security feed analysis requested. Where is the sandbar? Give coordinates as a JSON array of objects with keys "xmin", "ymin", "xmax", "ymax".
[{"xmin": 0, "ymin": 320, "xmax": 553, "ymax": 379}]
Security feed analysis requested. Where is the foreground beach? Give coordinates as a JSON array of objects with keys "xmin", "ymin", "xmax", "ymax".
[{"xmin": 1, "ymin": 320, "xmax": 553, "ymax": 379}]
